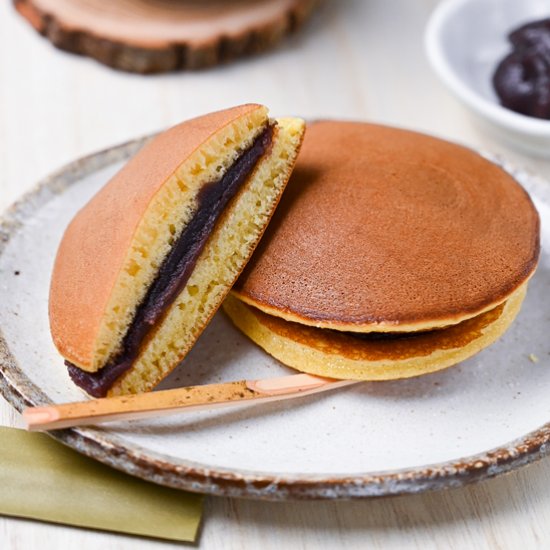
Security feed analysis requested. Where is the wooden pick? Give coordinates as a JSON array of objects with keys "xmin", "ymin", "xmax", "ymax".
[{"xmin": 23, "ymin": 374, "xmax": 357, "ymax": 431}]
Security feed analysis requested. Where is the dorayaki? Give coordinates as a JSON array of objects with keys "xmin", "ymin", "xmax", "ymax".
[{"xmin": 225, "ymin": 121, "xmax": 540, "ymax": 381}]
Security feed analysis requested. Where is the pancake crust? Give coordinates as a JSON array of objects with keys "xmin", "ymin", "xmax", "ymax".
[
  {"xmin": 223, "ymin": 284, "xmax": 527, "ymax": 381},
  {"xmin": 233, "ymin": 121, "xmax": 540, "ymax": 332}
]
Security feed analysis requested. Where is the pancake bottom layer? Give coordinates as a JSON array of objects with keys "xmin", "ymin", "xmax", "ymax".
[{"xmin": 222, "ymin": 284, "xmax": 527, "ymax": 380}]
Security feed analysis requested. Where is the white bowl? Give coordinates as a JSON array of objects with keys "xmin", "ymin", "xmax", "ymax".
[{"xmin": 425, "ymin": 0, "xmax": 550, "ymax": 158}]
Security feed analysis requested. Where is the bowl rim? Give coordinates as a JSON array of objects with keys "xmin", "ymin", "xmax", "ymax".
[{"xmin": 425, "ymin": 0, "xmax": 550, "ymax": 137}]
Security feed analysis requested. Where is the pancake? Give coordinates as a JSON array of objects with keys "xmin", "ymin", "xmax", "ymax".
[
  {"xmin": 223, "ymin": 283, "xmax": 527, "ymax": 380},
  {"xmin": 49, "ymin": 104, "xmax": 305, "ymax": 396},
  {"xmin": 232, "ymin": 121, "xmax": 540, "ymax": 333}
]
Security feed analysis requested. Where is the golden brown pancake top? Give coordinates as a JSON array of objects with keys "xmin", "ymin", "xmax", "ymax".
[{"xmin": 234, "ymin": 121, "xmax": 540, "ymax": 329}]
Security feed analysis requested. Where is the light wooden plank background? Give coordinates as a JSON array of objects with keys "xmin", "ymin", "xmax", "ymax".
[{"xmin": 1, "ymin": 0, "xmax": 550, "ymax": 548}]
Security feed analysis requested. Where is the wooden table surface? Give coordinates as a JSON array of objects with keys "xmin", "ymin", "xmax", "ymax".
[{"xmin": 1, "ymin": 0, "xmax": 550, "ymax": 548}]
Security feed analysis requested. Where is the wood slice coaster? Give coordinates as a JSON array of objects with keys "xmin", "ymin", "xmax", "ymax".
[{"xmin": 13, "ymin": 0, "xmax": 318, "ymax": 73}]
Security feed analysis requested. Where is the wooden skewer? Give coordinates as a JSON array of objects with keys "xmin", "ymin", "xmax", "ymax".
[{"xmin": 23, "ymin": 374, "xmax": 358, "ymax": 431}]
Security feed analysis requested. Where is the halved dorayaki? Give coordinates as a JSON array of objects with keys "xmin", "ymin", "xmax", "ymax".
[{"xmin": 49, "ymin": 104, "xmax": 305, "ymax": 396}]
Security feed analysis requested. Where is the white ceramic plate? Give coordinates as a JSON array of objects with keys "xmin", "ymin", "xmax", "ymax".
[{"xmin": 1, "ymin": 138, "xmax": 550, "ymax": 500}]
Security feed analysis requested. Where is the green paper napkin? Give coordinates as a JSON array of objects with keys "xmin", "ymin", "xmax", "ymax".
[{"xmin": 0, "ymin": 426, "xmax": 203, "ymax": 542}]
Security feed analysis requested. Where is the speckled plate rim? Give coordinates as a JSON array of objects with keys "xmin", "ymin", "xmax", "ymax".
[{"xmin": 1, "ymin": 135, "xmax": 550, "ymax": 501}]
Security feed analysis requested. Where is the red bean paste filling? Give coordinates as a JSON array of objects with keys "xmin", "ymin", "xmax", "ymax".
[
  {"xmin": 493, "ymin": 18, "xmax": 550, "ymax": 119},
  {"xmin": 67, "ymin": 124, "xmax": 275, "ymax": 397},
  {"xmin": 344, "ymin": 331, "xmax": 427, "ymax": 341}
]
